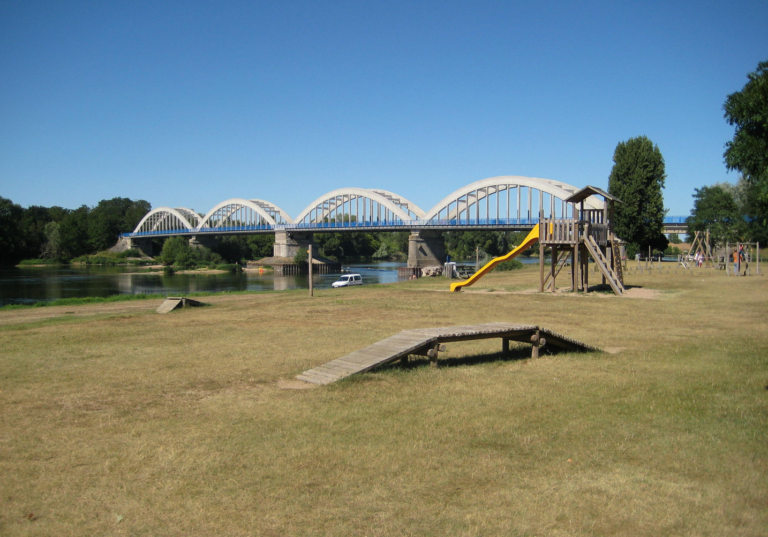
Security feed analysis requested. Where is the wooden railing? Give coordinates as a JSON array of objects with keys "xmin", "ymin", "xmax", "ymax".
[
  {"xmin": 588, "ymin": 223, "xmax": 608, "ymax": 245},
  {"xmin": 541, "ymin": 219, "xmax": 578, "ymax": 245}
]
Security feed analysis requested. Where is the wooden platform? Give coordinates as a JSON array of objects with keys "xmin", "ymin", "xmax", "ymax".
[{"xmin": 296, "ymin": 323, "xmax": 600, "ymax": 385}]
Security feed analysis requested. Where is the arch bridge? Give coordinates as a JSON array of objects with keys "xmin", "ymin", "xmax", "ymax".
[{"xmin": 122, "ymin": 176, "xmax": 685, "ymax": 267}]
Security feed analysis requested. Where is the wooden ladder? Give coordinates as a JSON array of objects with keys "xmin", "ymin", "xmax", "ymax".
[
  {"xmin": 584, "ymin": 236, "xmax": 625, "ymax": 296},
  {"xmin": 610, "ymin": 240, "xmax": 624, "ymax": 285},
  {"xmin": 543, "ymin": 251, "xmax": 570, "ymax": 291}
]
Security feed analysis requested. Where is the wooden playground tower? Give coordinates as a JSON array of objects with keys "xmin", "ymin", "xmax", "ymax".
[{"xmin": 539, "ymin": 186, "xmax": 625, "ymax": 296}]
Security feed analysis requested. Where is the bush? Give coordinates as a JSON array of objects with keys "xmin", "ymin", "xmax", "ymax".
[
  {"xmin": 163, "ymin": 265, "xmax": 175, "ymax": 276},
  {"xmin": 495, "ymin": 258, "xmax": 524, "ymax": 271},
  {"xmin": 216, "ymin": 264, "xmax": 243, "ymax": 273},
  {"xmin": 18, "ymin": 258, "xmax": 63, "ymax": 265},
  {"xmin": 294, "ymin": 248, "xmax": 308, "ymax": 266}
]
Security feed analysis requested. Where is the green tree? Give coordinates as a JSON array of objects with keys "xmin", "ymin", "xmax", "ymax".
[
  {"xmin": 723, "ymin": 60, "xmax": 768, "ymax": 242},
  {"xmin": 216, "ymin": 235, "xmax": 275, "ymax": 263},
  {"xmin": 686, "ymin": 185, "xmax": 746, "ymax": 247},
  {"xmin": 0, "ymin": 197, "xmax": 25, "ymax": 265},
  {"xmin": 372, "ymin": 231, "xmax": 409, "ymax": 260},
  {"xmin": 159, "ymin": 236, "xmax": 192, "ymax": 266},
  {"xmin": 314, "ymin": 215, "xmax": 379, "ymax": 260},
  {"xmin": 88, "ymin": 197, "xmax": 151, "ymax": 252},
  {"xmin": 41, "ymin": 222, "xmax": 63, "ymax": 260},
  {"xmin": 608, "ymin": 136, "xmax": 668, "ymax": 252},
  {"xmin": 20, "ymin": 205, "xmax": 53, "ymax": 259},
  {"xmin": 444, "ymin": 231, "xmax": 510, "ymax": 260},
  {"xmin": 58, "ymin": 206, "xmax": 90, "ymax": 260},
  {"xmin": 293, "ymin": 247, "xmax": 308, "ymax": 266},
  {"xmin": 159, "ymin": 236, "xmax": 221, "ymax": 268}
]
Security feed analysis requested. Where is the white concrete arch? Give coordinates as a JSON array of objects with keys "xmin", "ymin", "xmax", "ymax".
[
  {"xmin": 294, "ymin": 188, "xmax": 415, "ymax": 224},
  {"xmin": 174, "ymin": 207, "xmax": 202, "ymax": 228},
  {"xmin": 197, "ymin": 198, "xmax": 282, "ymax": 229},
  {"xmin": 369, "ymin": 189, "xmax": 426, "ymax": 219},
  {"xmin": 248, "ymin": 199, "xmax": 294, "ymax": 224},
  {"xmin": 424, "ymin": 175, "xmax": 603, "ymax": 221},
  {"xmin": 132, "ymin": 207, "xmax": 197, "ymax": 234}
]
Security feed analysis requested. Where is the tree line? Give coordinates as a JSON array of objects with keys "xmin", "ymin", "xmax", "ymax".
[{"xmin": 0, "ymin": 197, "xmax": 151, "ymax": 266}]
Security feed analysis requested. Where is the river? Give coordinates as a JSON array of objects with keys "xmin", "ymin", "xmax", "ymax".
[{"xmin": 0, "ymin": 257, "xmax": 549, "ymax": 306}]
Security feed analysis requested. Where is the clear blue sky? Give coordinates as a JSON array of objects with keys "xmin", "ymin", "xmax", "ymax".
[{"xmin": 1, "ymin": 0, "xmax": 766, "ymax": 219}]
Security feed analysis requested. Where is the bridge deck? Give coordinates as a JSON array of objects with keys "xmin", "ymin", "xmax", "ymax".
[{"xmin": 296, "ymin": 323, "xmax": 600, "ymax": 385}]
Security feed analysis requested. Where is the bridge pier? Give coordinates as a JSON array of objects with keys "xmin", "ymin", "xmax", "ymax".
[
  {"xmin": 125, "ymin": 237, "xmax": 154, "ymax": 257},
  {"xmin": 407, "ymin": 230, "xmax": 446, "ymax": 269},
  {"xmin": 189, "ymin": 235, "xmax": 219, "ymax": 250},
  {"xmin": 273, "ymin": 231, "xmax": 316, "ymax": 259}
]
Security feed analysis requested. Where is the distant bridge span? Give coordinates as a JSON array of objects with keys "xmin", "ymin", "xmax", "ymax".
[{"xmin": 121, "ymin": 175, "xmax": 686, "ymax": 265}]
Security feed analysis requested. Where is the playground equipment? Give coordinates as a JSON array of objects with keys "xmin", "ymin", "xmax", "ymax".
[
  {"xmin": 678, "ymin": 231, "xmax": 761, "ymax": 275},
  {"xmin": 450, "ymin": 186, "xmax": 626, "ymax": 295},
  {"xmin": 297, "ymin": 323, "xmax": 601, "ymax": 385},
  {"xmin": 450, "ymin": 226, "xmax": 540, "ymax": 292}
]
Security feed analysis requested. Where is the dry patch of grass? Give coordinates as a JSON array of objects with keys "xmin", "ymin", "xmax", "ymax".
[{"xmin": 0, "ymin": 267, "xmax": 766, "ymax": 535}]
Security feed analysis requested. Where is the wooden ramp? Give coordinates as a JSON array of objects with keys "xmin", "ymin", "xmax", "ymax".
[
  {"xmin": 156, "ymin": 297, "xmax": 202, "ymax": 314},
  {"xmin": 297, "ymin": 323, "xmax": 600, "ymax": 385}
]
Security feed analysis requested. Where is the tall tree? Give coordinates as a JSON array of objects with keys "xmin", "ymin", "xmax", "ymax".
[
  {"xmin": 608, "ymin": 136, "xmax": 668, "ymax": 251},
  {"xmin": 686, "ymin": 185, "xmax": 746, "ymax": 247},
  {"xmin": 88, "ymin": 197, "xmax": 151, "ymax": 252},
  {"xmin": 58, "ymin": 206, "xmax": 90, "ymax": 259},
  {"xmin": 0, "ymin": 197, "xmax": 25, "ymax": 265},
  {"xmin": 723, "ymin": 60, "xmax": 768, "ymax": 242}
]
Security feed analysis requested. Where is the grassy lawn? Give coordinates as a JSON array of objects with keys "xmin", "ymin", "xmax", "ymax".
[{"xmin": 1, "ymin": 266, "xmax": 766, "ymax": 536}]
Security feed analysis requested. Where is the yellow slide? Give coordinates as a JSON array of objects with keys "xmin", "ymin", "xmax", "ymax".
[{"xmin": 450, "ymin": 225, "xmax": 540, "ymax": 292}]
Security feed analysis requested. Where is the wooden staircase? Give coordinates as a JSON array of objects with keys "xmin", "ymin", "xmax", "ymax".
[{"xmin": 584, "ymin": 236, "xmax": 625, "ymax": 296}]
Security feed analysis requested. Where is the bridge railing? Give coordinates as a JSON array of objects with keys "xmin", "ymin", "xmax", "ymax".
[{"xmin": 121, "ymin": 215, "xmax": 689, "ymax": 239}]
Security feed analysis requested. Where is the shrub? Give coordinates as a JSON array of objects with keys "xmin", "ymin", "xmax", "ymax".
[
  {"xmin": 495, "ymin": 258, "xmax": 524, "ymax": 271},
  {"xmin": 18, "ymin": 258, "xmax": 63, "ymax": 266},
  {"xmin": 216, "ymin": 264, "xmax": 243, "ymax": 273}
]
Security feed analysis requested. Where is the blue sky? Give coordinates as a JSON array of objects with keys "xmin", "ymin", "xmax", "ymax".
[{"xmin": 1, "ymin": 0, "xmax": 766, "ymax": 219}]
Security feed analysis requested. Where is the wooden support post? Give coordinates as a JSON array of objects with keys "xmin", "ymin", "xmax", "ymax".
[
  {"xmin": 530, "ymin": 331, "xmax": 546, "ymax": 358},
  {"xmin": 551, "ymin": 245, "xmax": 557, "ymax": 293},
  {"xmin": 308, "ymin": 244, "xmax": 314, "ymax": 297},
  {"xmin": 539, "ymin": 228, "xmax": 545, "ymax": 292},
  {"xmin": 502, "ymin": 338, "xmax": 510, "ymax": 354},
  {"xmin": 573, "ymin": 243, "xmax": 579, "ymax": 293},
  {"xmin": 584, "ymin": 246, "xmax": 589, "ymax": 292},
  {"xmin": 426, "ymin": 343, "xmax": 445, "ymax": 367},
  {"xmin": 757, "ymin": 242, "xmax": 760, "ymax": 275}
]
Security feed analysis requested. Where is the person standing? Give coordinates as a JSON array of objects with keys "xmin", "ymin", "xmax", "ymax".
[
  {"xmin": 739, "ymin": 245, "xmax": 745, "ymax": 276},
  {"xmin": 733, "ymin": 248, "xmax": 740, "ymax": 276}
]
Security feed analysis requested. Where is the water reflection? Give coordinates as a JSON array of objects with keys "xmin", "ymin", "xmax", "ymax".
[
  {"xmin": 0, "ymin": 257, "xmax": 548, "ymax": 306},
  {"xmin": 0, "ymin": 262, "xmax": 404, "ymax": 306}
]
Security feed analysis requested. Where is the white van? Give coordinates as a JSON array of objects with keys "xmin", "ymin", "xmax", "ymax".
[{"xmin": 332, "ymin": 274, "xmax": 363, "ymax": 288}]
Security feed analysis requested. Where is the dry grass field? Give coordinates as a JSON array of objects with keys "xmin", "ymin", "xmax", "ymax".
[{"xmin": 1, "ymin": 266, "xmax": 766, "ymax": 536}]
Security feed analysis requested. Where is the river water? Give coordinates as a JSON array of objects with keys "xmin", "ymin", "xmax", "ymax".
[{"xmin": 0, "ymin": 257, "xmax": 548, "ymax": 306}]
